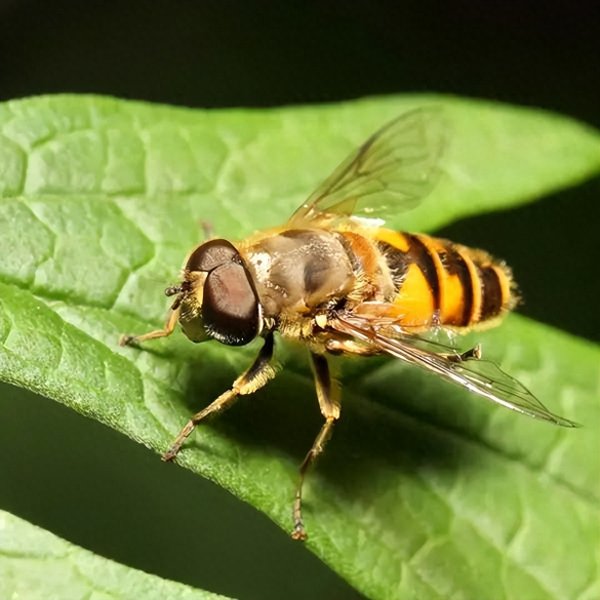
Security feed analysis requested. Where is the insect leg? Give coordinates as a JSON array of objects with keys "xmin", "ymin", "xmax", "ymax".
[
  {"xmin": 119, "ymin": 300, "xmax": 181, "ymax": 347},
  {"xmin": 162, "ymin": 332, "xmax": 276, "ymax": 462},
  {"xmin": 326, "ymin": 338, "xmax": 380, "ymax": 356},
  {"xmin": 442, "ymin": 343, "xmax": 482, "ymax": 363},
  {"xmin": 292, "ymin": 352, "xmax": 340, "ymax": 541}
]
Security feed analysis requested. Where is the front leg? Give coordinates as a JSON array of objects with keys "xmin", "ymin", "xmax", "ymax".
[
  {"xmin": 163, "ymin": 332, "xmax": 277, "ymax": 461},
  {"xmin": 119, "ymin": 294, "xmax": 182, "ymax": 347}
]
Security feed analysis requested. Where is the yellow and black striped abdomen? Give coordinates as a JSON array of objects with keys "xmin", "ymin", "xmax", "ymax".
[{"xmin": 374, "ymin": 229, "xmax": 517, "ymax": 330}]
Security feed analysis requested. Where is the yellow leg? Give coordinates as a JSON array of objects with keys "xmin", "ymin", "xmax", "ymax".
[
  {"xmin": 325, "ymin": 338, "xmax": 380, "ymax": 356},
  {"xmin": 163, "ymin": 333, "xmax": 277, "ymax": 461},
  {"xmin": 119, "ymin": 303, "xmax": 180, "ymax": 347},
  {"xmin": 443, "ymin": 343, "xmax": 482, "ymax": 363},
  {"xmin": 291, "ymin": 352, "xmax": 340, "ymax": 541}
]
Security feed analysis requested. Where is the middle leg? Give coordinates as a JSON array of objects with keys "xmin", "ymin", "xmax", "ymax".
[{"xmin": 291, "ymin": 352, "xmax": 340, "ymax": 541}]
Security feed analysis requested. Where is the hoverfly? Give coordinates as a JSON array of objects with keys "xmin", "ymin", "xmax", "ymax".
[{"xmin": 120, "ymin": 107, "xmax": 577, "ymax": 541}]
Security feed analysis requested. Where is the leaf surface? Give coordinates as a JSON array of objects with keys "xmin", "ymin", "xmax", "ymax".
[
  {"xmin": 0, "ymin": 510, "xmax": 231, "ymax": 600},
  {"xmin": 1, "ymin": 95, "xmax": 599, "ymax": 600}
]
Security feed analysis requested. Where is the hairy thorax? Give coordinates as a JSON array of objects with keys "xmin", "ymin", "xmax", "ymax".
[{"xmin": 240, "ymin": 229, "xmax": 357, "ymax": 320}]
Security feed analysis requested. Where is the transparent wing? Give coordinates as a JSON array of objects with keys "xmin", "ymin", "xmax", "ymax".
[
  {"xmin": 289, "ymin": 107, "xmax": 446, "ymax": 226},
  {"xmin": 333, "ymin": 313, "xmax": 578, "ymax": 427}
]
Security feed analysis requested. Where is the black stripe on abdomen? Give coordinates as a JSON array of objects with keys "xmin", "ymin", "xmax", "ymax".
[
  {"xmin": 406, "ymin": 234, "xmax": 440, "ymax": 311},
  {"xmin": 378, "ymin": 241, "xmax": 408, "ymax": 289},
  {"xmin": 478, "ymin": 266, "xmax": 503, "ymax": 320},
  {"xmin": 440, "ymin": 247, "xmax": 474, "ymax": 326}
]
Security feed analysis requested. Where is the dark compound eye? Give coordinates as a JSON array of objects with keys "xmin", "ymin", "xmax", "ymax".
[
  {"xmin": 202, "ymin": 262, "xmax": 260, "ymax": 346},
  {"xmin": 186, "ymin": 239, "xmax": 239, "ymax": 273},
  {"xmin": 183, "ymin": 239, "xmax": 260, "ymax": 345}
]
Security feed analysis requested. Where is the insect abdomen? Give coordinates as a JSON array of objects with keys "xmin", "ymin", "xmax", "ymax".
[{"xmin": 374, "ymin": 230, "xmax": 516, "ymax": 330}]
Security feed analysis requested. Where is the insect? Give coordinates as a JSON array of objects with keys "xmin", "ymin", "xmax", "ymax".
[{"xmin": 120, "ymin": 107, "xmax": 577, "ymax": 541}]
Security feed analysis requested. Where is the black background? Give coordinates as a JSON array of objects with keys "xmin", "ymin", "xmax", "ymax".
[{"xmin": 0, "ymin": 2, "xmax": 598, "ymax": 599}]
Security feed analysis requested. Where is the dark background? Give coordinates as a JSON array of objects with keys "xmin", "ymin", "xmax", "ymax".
[{"xmin": 0, "ymin": 2, "xmax": 598, "ymax": 599}]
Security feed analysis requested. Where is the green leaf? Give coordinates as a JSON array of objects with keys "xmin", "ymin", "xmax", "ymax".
[
  {"xmin": 0, "ymin": 509, "xmax": 231, "ymax": 600},
  {"xmin": 1, "ymin": 95, "xmax": 599, "ymax": 600}
]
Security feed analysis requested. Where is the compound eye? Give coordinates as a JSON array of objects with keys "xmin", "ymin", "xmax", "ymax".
[
  {"xmin": 203, "ymin": 262, "xmax": 259, "ymax": 346},
  {"xmin": 186, "ymin": 239, "xmax": 239, "ymax": 273}
]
